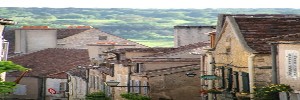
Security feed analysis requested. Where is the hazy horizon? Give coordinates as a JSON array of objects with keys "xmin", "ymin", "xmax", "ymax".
[{"xmin": 1, "ymin": 0, "xmax": 299, "ymax": 9}]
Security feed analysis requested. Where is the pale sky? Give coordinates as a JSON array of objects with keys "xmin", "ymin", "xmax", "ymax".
[{"xmin": 0, "ymin": 0, "xmax": 299, "ymax": 9}]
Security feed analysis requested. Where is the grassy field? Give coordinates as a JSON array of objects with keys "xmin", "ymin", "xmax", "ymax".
[{"xmin": 129, "ymin": 39, "xmax": 174, "ymax": 47}]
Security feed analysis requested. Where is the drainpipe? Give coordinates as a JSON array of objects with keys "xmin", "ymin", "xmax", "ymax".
[
  {"xmin": 270, "ymin": 43, "xmax": 278, "ymax": 84},
  {"xmin": 127, "ymin": 66, "xmax": 131, "ymax": 93},
  {"xmin": 248, "ymin": 54, "xmax": 255, "ymax": 100},
  {"xmin": 207, "ymin": 52, "xmax": 213, "ymax": 100},
  {"xmin": 86, "ymin": 68, "xmax": 90, "ymax": 95}
]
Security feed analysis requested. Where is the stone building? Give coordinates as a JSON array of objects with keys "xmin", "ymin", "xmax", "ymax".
[
  {"xmin": 103, "ymin": 42, "xmax": 209, "ymax": 100},
  {"xmin": 6, "ymin": 48, "xmax": 90, "ymax": 100},
  {"xmin": 5, "ymin": 26, "xmax": 146, "ymax": 56},
  {"xmin": 174, "ymin": 25, "xmax": 215, "ymax": 47},
  {"xmin": 209, "ymin": 14, "xmax": 300, "ymax": 99}
]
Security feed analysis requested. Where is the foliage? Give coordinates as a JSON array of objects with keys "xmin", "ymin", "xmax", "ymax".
[
  {"xmin": 120, "ymin": 93, "xmax": 151, "ymax": 100},
  {"xmin": 85, "ymin": 91, "xmax": 110, "ymax": 100},
  {"xmin": 254, "ymin": 84, "xmax": 293, "ymax": 100},
  {"xmin": 0, "ymin": 61, "xmax": 28, "ymax": 74},
  {"xmin": 207, "ymin": 88, "xmax": 222, "ymax": 94},
  {"xmin": 0, "ymin": 61, "xmax": 28, "ymax": 95}
]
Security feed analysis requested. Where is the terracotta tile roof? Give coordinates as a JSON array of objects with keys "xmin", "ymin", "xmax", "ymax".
[
  {"xmin": 57, "ymin": 28, "xmax": 90, "ymax": 39},
  {"xmin": 6, "ymin": 48, "xmax": 90, "ymax": 79},
  {"xmin": 135, "ymin": 64, "xmax": 199, "ymax": 77},
  {"xmin": 234, "ymin": 16, "xmax": 300, "ymax": 54},
  {"xmin": 143, "ymin": 41, "xmax": 209, "ymax": 57},
  {"xmin": 106, "ymin": 48, "xmax": 176, "ymax": 54},
  {"xmin": 130, "ymin": 58, "xmax": 200, "ymax": 62}
]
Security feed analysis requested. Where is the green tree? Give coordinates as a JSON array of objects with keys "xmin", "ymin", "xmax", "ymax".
[{"xmin": 0, "ymin": 61, "xmax": 28, "ymax": 96}]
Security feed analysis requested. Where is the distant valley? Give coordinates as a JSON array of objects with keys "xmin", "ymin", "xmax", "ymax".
[{"xmin": 1, "ymin": 8, "xmax": 300, "ymax": 47}]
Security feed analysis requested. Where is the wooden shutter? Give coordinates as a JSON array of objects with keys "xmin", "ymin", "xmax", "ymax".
[
  {"xmin": 130, "ymin": 80, "xmax": 134, "ymax": 93},
  {"xmin": 226, "ymin": 68, "xmax": 233, "ymax": 91},
  {"xmin": 241, "ymin": 72, "xmax": 250, "ymax": 92},
  {"xmin": 233, "ymin": 71, "xmax": 239, "ymax": 92},
  {"xmin": 220, "ymin": 67, "xmax": 225, "ymax": 89}
]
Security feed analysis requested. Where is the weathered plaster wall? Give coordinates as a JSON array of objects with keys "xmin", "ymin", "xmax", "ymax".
[
  {"xmin": 106, "ymin": 64, "xmax": 129, "ymax": 100},
  {"xmin": 174, "ymin": 26, "xmax": 215, "ymax": 47},
  {"xmin": 68, "ymin": 76, "xmax": 87, "ymax": 100},
  {"xmin": 6, "ymin": 77, "xmax": 41, "ymax": 100},
  {"xmin": 148, "ymin": 71, "xmax": 200, "ymax": 100},
  {"xmin": 45, "ymin": 78, "xmax": 68, "ymax": 100},
  {"xmin": 15, "ymin": 29, "xmax": 57, "ymax": 53},
  {"xmin": 278, "ymin": 44, "xmax": 300, "ymax": 91}
]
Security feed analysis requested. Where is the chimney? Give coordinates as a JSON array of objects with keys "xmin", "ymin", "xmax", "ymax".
[{"xmin": 209, "ymin": 31, "xmax": 216, "ymax": 48}]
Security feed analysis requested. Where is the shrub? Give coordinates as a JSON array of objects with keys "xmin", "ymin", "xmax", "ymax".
[
  {"xmin": 254, "ymin": 84, "xmax": 293, "ymax": 100},
  {"xmin": 86, "ymin": 91, "xmax": 109, "ymax": 100},
  {"xmin": 120, "ymin": 93, "xmax": 151, "ymax": 100}
]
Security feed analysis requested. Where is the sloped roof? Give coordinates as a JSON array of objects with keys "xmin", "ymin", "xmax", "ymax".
[
  {"xmin": 234, "ymin": 16, "xmax": 300, "ymax": 54},
  {"xmin": 57, "ymin": 28, "xmax": 90, "ymax": 39},
  {"xmin": 7, "ymin": 48, "xmax": 90, "ymax": 79},
  {"xmin": 0, "ymin": 18, "xmax": 15, "ymax": 25},
  {"xmin": 135, "ymin": 64, "xmax": 199, "ymax": 78},
  {"xmin": 143, "ymin": 41, "xmax": 209, "ymax": 57},
  {"xmin": 130, "ymin": 58, "xmax": 200, "ymax": 62},
  {"xmin": 107, "ymin": 48, "xmax": 176, "ymax": 54}
]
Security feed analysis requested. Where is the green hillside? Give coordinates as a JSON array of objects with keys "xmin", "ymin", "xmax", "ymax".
[{"xmin": 1, "ymin": 8, "xmax": 300, "ymax": 47}]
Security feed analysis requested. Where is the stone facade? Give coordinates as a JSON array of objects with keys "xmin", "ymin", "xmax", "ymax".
[
  {"xmin": 278, "ymin": 44, "xmax": 300, "ymax": 91},
  {"xmin": 58, "ymin": 29, "xmax": 147, "ymax": 49},
  {"xmin": 174, "ymin": 26, "xmax": 215, "ymax": 47},
  {"xmin": 212, "ymin": 16, "xmax": 273, "ymax": 99}
]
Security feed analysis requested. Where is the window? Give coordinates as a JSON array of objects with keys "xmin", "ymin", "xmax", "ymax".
[
  {"xmin": 13, "ymin": 84, "xmax": 27, "ymax": 95},
  {"xmin": 225, "ymin": 37, "xmax": 231, "ymax": 53},
  {"xmin": 285, "ymin": 50, "xmax": 299, "ymax": 78},
  {"xmin": 130, "ymin": 80, "xmax": 134, "ymax": 92},
  {"xmin": 134, "ymin": 80, "xmax": 141, "ymax": 93},
  {"xmin": 135, "ymin": 63, "xmax": 144, "ymax": 73},
  {"xmin": 241, "ymin": 72, "xmax": 250, "ymax": 92},
  {"xmin": 143, "ymin": 81, "xmax": 148, "ymax": 95},
  {"xmin": 98, "ymin": 36, "xmax": 107, "ymax": 40},
  {"xmin": 59, "ymin": 82, "xmax": 67, "ymax": 93}
]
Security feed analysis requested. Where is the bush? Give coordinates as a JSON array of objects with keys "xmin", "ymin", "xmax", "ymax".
[
  {"xmin": 86, "ymin": 91, "xmax": 109, "ymax": 100},
  {"xmin": 120, "ymin": 93, "xmax": 151, "ymax": 100},
  {"xmin": 254, "ymin": 84, "xmax": 293, "ymax": 100}
]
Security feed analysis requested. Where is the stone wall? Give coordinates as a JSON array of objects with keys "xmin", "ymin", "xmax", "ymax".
[
  {"xmin": 57, "ymin": 29, "xmax": 147, "ymax": 49},
  {"xmin": 148, "ymin": 71, "xmax": 200, "ymax": 100},
  {"xmin": 174, "ymin": 26, "xmax": 215, "ymax": 47},
  {"xmin": 213, "ymin": 20, "xmax": 272, "ymax": 89}
]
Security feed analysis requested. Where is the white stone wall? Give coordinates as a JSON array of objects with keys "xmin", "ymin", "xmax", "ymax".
[
  {"xmin": 14, "ymin": 29, "xmax": 57, "ymax": 53},
  {"xmin": 174, "ymin": 26, "xmax": 215, "ymax": 47}
]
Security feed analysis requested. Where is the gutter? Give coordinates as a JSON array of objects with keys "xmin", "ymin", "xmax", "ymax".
[
  {"xmin": 206, "ymin": 51, "xmax": 214, "ymax": 100},
  {"xmin": 248, "ymin": 54, "xmax": 255, "ymax": 100}
]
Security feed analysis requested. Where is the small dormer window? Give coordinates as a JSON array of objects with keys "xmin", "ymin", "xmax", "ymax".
[
  {"xmin": 98, "ymin": 36, "xmax": 107, "ymax": 40},
  {"xmin": 225, "ymin": 37, "xmax": 231, "ymax": 53}
]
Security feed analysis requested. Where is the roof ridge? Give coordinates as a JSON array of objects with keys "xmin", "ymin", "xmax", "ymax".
[
  {"xmin": 97, "ymin": 29, "xmax": 149, "ymax": 48},
  {"xmin": 143, "ymin": 41, "xmax": 209, "ymax": 57}
]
